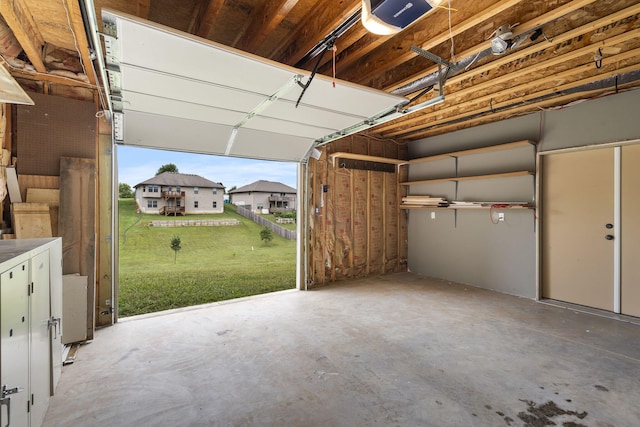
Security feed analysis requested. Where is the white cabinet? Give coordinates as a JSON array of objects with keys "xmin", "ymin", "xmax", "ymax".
[{"xmin": 0, "ymin": 238, "xmax": 62, "ymax": 427}]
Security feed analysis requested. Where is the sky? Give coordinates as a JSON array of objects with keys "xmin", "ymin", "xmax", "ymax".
[{"xmin": 117, "ymin": 145, "xmax": 299, "ymax": 190}]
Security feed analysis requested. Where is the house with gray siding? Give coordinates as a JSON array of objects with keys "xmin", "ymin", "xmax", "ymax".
[
  {"xmin": 134, "ymin": 172, "xmax": 225, "ymax": 215},
  {"xmin": 229, "ymin": 180, "xmax": 296, "ymax": 213}
]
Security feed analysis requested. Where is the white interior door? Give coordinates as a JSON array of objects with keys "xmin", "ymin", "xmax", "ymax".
[
  {"xmin": 1, "ymin": 261, "xmax": 30, "ymax": 427},
  {"xmin": 541, "ymin": 148, "xmax": 615, "ymax": 310}
]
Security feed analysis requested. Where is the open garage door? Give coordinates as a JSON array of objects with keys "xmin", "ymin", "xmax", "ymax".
[{"xmin": 101, "ymin": 9, "xmax": 406, "ymax": 162}]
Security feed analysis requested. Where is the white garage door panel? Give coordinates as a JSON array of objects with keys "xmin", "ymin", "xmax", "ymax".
[
  {"xmin": 116, "ymin": 18, "xmax": 294, "ymax": 95},
  {"xmin": 232, "ymin": 129, "xmax": 312, "ymax": 161},
  {"xmin": 281, "ymin": 78, "xmax": 401, "ymax": 117},
  {"xmin": 123, "ymin": 111, "xmax": 231, "ymax": 154},
  {"xmin": 263, "ymin": 100, "xmax": 364, "ymax": 130},
  {"xmin": 246, "ymin": 115, "xmax": 335, "ymax": 139},
  {"xmin": 121, "ymin": 65, "xmax": 268, "ymax": 113},
  {"xmin": 103, "ymin": 9, "xmax": 407, "ymax": 162},
  {"xmin": 122, "ymin": 91, "xmax": 246, "ymax": 125}
]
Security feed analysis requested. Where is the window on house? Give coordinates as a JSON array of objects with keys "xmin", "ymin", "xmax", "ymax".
[
  {"xmin": 148, "ymin": 185, "xmax": 159, "ymax": 193},
  {"xmin": 257, "ymin": 204, "xmax": 263, "ymax": 210},
  {"xmin": 147, "ymin": 200, "xmax": 157, "ymax": 208},
  {"xmin": 177, "ymin": 200, "xmax": 181, "ymax": 207},
  {"xmin": 194, "ymin": 201, "xmax": 199, "ymax": 208},
  {"xmin": 212, "ymin": 188, "xmax": 217, "ymax": 195},
  {"xmin": 176, "ymin": 186, "xmax": 181, "ymax": 192},
  {"xmin": 212, "ymin": 201, "xmax": 217, "ymax": 208},
  {"xmin": 194, "ymin": 186, "xmax": 199, "ymax": 194}
]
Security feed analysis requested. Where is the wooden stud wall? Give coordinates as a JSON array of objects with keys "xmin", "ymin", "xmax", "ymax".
[{"xmin": 305, "ymin": 135, "xmax": 408, "ymax": 287}]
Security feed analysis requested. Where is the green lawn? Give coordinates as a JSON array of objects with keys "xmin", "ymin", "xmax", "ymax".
[{"xmin": 118, "ymin": 200, "xmax": 296, "ymax": 317}]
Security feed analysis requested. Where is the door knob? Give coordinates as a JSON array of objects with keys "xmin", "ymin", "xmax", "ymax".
[
  {"xmin": 605, "ymin": 234, "xmax": 614, "ymax": 240},
  {"xmin": 605, "ymin": 223, "xmax": 613, "ymax": 229}
]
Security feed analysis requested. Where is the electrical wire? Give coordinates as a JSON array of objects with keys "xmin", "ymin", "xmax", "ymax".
[{"xmin": 447, "ymin": 0, "xmax": 455, "ymax": 61}]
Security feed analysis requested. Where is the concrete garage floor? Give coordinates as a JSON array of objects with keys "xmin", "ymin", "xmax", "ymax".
[{"xmin": 44, "ymin": 273, "xmax": 640, "ymax": 427}]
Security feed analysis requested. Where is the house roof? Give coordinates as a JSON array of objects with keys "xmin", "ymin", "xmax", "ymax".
[
  {"xmin": 135, "ymin": 172, "xmax": 225, "ymax": 189},
  {"xmin": 229, "ymin": 180, "xmax": 296, "ymax": 194}
]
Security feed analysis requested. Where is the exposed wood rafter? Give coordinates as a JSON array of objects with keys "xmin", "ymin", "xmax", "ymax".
[
  {"xmin": 62, "ymin": 0, "xmax": 96, "ymax": 85},
  {"xmin": 194, "ymin": 0, "xmax": 225, "ymax": 39},
  {"xmin": 0, "ymin": 0, "xmax": 46, "ymax": 72},
  {"xmin": 235, "ymin": 0, "xmax": 299, "ymax": 53}
]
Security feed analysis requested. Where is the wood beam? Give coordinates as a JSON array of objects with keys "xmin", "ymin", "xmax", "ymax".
[
  {"xmin": 137, "ymin": 0, "xmax": 151, "ymax": 19},
  {"xmin": 195, "ymin": 0, "xmax": 225, "ymax": 39},
  {"xmin": 388, "ymin": 55, "xmax": 640, "ymax": 140},
  {"xmin": 377, "ymin": 26, "xmax": 640, "ymax": 136},
  {"xmin": 335, "ymin": 0, "xmax": 522, "ymax": 83},
  {"xmin": 0, "ymin": 0, "xmax": 46, "ymax": 72},
  {"xmin": 274, "ymin": 0, "xmax": 360, "ymax": 65},
  {"xmin": 383, "ymin": 0, "xmax": 601, "ymax": 93},
  {"xmin": 63, "ymin": 0, "xmax": 96, "ymax": 85},
  {"xmin": 5, "ymin": 59, "xmax": 97, "ymax": 89},
  {"xmin": 235, "ymin": 0, "xmax": 299, "ymax": 53}
]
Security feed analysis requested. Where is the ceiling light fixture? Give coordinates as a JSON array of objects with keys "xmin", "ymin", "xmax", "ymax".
[
  {"xmin": 361, "ymin": 0, "xmax": 444, "ymax": 35},
  {"xmin": 489, "ymin": 24, "xmax": 525, "ymax": 55}
]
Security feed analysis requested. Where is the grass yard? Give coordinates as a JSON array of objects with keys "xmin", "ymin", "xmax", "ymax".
[{"xmin": 118, "ymin": 200, "xmax": 296, "ymax": 317}]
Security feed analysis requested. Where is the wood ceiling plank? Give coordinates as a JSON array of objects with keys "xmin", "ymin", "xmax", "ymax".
[
  {"xmin": 236, "ymin": 0, "xmax": 299, "ymax": 53},
  {"xmin": 274, "ymin": 0, "xmax": 361, "ymax": 65},
  {"xmin": 376, "ymin": 26, "xmax": 640, "ymax": 136},
  {"xmin": 194, "ymin": 0, "xmax": 225, "ymax": 39},
  {"xmin": 0, "ymin": 0, "xmax": 46, "ymax": 72},
  {"xmin": 335, "ymin": 0, "xmax": 523, "ymax": 84},
  {"xmin": 384, "ymin": 0, "xmax": 600, "ymax": 93},
  {"xmin": 62, "ymin": 0, "xmax": 96, "ymax": 85},
  {"xmin": 137, "ymin": 0, "xmax": 150, "ymax": 19}
]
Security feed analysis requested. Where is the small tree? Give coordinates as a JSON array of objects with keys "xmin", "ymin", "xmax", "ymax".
[
  {"xmin": 119, "ymin": 183, "xmax": 133, "ymax": 199},
  {"xmin": 156, "ymin": 163, "xmax": 179, "ymax": 175},
  {"xmin": 260, "ymin": 227, "xmax": 273, "ymax": 245},
  {"xmin": 170, "ymin": 235, "xmax": 182, "ymax": 263}
]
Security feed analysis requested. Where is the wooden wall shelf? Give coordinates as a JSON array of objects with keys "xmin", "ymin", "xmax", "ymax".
[
  {"xmin": 407, "ymin": 140, "xmax": 535, "ymax": 165},
  {"xmin": 329, "ymin": 152, "xmax": 405, "ymax": 166},
  {"xmin": 400, "ymin": 204, "xmax": 534, "ymax": 210},
  {"xmin": 400, "ymin": 171, "xmax": 534, "ymax": 186}
]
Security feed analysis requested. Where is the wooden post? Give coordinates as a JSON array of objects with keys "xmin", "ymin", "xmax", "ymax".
[{"xmin": 96, "ymin": 116, "xmax": 113, "ymax": 326}]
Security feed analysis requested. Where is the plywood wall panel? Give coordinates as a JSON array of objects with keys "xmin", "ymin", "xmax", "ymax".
[{"xmin": 16, "ymin": 92, "xmax": 96, "ymax": 176}]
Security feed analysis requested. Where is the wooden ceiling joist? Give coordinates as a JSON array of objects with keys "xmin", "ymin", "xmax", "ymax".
[
  {"xmin": 235, "ymin": 0, "xmax": 299, "ymax": 53},
  {"xmin": 275, "ymin": 1, "xmax": 361, "ymax": 66},
  {"xmin": 383, "ymin": 0, "xmax": 601, "ymax": 93},
  {"xmin": 137, "ymin": 0, "xmax": 150, "ymax": 19},
  {"xmin": 0, "ymin": 0, "xmax": 46, "ymax": 72},
  {"xmin": 335, "ymin": 0, "xmax": 524, "ymax": 85},
  {"xmin": 62, "ymin": 0, "xmax": 96, "ymax": 85},
  {"xmin": 385, "ymin": 54, "xmax": 640, "ymax": 140},
  {"xmin": 376, "ymin": 27, "xmax": 640, "ymax": 137},
  {"xmin": 194, "ymin": 0, "xmax": 225, "ymax": 39}
]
